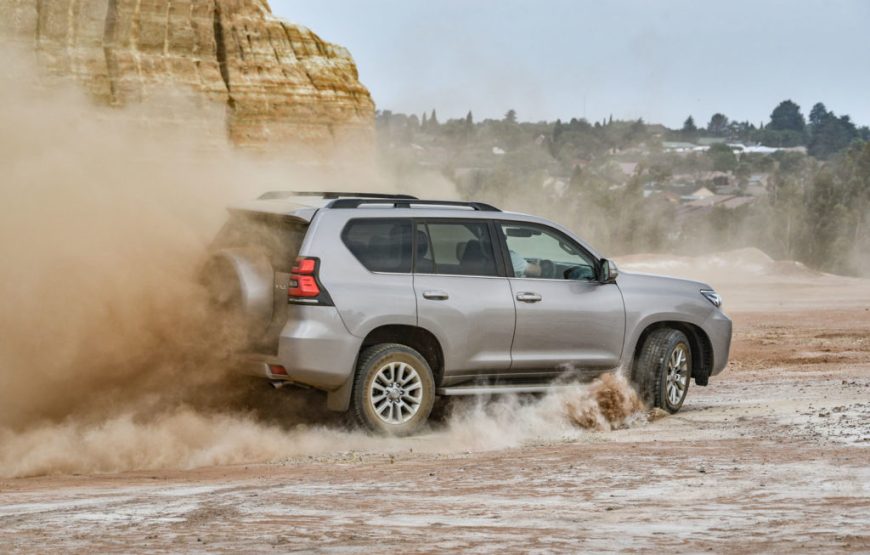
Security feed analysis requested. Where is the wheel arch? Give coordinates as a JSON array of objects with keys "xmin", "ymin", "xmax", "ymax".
[
  {"xmin": 359, "ymin": 325, "xmax": 445, "ymax": 385},
  {"xmin": 631, "ymin": 321, "xmax": 714, "ymax": 386},
  {"xmin": 327, "ymin": 324, "xmax": 445, "ymax": 413}
]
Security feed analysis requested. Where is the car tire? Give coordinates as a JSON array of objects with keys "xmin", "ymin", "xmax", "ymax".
[
  {"xmin": 632, "ymin": 328, "xmax": 692, "ymax": 413},
  {"xmin": 350, "ymin": 343, "xmax": 436, "ymax": 436}
]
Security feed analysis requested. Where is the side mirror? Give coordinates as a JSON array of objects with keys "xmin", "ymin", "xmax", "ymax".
[{"xmin": 599, "ymin": 258, "xmax": 619, "ymax": 283}]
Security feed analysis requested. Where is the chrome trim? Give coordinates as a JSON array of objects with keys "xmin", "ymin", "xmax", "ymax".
[
  {"xmin": 369, "ymin": 270, "xmax": 509, "ymax": 280},
  {"xmin": 413, "ymin": 272, "xmax": 507, "ymax": 280},
  {"xmin": 509, "ymin": 277, "xmax": 601, "ymax": 284},
  {"xmin": 700, "ymin": 289, "xmax": 723, "ymax": 308}
]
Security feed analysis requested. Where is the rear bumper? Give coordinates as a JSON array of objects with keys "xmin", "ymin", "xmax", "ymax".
[
  {"xmin": 704, "ymin": 309, "xmax": 733, "ymax": 375},
  {"xmin": 245, "ymin": 305, "xmax": 361, "ymax": 390}
]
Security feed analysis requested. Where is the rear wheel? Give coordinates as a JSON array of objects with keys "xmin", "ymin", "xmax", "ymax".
[
  {"xmin": 632, "ymin": 328, "xmax": 692, "ymax": 413},
  {"xmin": 350, "ymin": 343, "xmax": 435, "ymax": 435}
]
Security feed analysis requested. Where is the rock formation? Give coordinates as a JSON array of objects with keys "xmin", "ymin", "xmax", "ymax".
[{"xmin": 0, "ymin": 0, "xmax": 375, "ymax": 148}]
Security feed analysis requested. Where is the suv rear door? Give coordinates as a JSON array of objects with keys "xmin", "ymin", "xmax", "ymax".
[
  {"xmin": 497, "ymin": 221, "xmax": 625, "ymax": 375},
  {"xmin": 208, "ymin": 211, "xmax": 309, "ymax": 351},
  {"xmin": 413, "ymin": 219, "xmax": 515, "ymax": 379}
]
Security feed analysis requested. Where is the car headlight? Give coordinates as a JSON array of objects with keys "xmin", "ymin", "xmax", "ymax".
[{"xmin": 700, "ymin": 289, "xmax": 722, "ymax": 308}]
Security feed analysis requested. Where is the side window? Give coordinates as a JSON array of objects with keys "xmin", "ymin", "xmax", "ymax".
[
  {"xmin": 416, "ymin": 221, "xmax": 498, "ymax": 277},
  {"xmin": 500, "ymin": 223, "xmax": 597, "ymax": 280},
  {"xmin": 342, "ymin": 219, "xmax": 412, "ymax": 273}
]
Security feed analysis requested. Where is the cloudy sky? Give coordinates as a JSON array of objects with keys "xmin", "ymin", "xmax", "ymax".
[{"xmin": 272, "ymin": 0, "xmax": 869, "ymax": 128}]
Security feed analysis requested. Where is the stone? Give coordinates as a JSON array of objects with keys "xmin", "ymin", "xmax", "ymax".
[{"xmin": 0, "ymin": 0, "xmax": 375, "ymax": 149}]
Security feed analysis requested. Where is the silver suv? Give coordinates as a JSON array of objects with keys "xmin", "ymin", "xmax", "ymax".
[{"xmin": 206, "ymin": 192, "xmax": 732, "ymax": 434}]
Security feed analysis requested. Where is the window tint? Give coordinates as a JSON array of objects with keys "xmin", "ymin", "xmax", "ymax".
[
  {"xmin": 416, "ymin": 221, "xmax": 498, "ymax": 276},
  {"xmin": 342, "ymin": 219, "xmax": 412, "ymax": 273},
  {"xmin": 500, "ymin": 223, "xmax": 596, "ymax": 280}
]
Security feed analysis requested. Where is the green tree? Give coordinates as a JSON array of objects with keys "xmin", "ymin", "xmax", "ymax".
[
  {"xmin": 706, "ymin": 143, "xmax": 738, "ymax": 172},
  {"xmin": 808, "ymin": 108, "xmax": 859, "ymax": 159},
  {"xmin": 809, "ymin": 102, "xmax": 829, "ymax": 127},
  {"xmin": 462, "ymin": 111, "xmax": 474, "ymax": 141},
  {"xmin": 504, "ymin": 109, "xmax": 517, "ymax": 124},
  {"xmin": 553, "ymin": 119, "xmax": 564, "ymax": 141},
  {"xmin": 769, "ymin": 100, "xmax": 806, "ymax": 132},
  {"xmin": 707, "ymin": 113, "xmax": 729, "ymax": 136},
  {"xmin": 799, "ymin": 169, "xmax": 849, "ymax": 270},
  {"xmin": 682, "ymin": 115, "xmax": 697, "ymax": 134}
]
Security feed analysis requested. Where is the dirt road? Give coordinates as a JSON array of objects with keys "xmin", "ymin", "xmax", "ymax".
[{"xmin": 1, "ymin": 252, "xmax": 869, "ymax": 553}]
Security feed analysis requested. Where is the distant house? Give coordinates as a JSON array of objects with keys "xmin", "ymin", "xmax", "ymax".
[
  {"xmin": 688, "ymin": 186, "xmax": 715, "ymax": 199},
  {"xmin": 662, "ymin": 141, "xmax": 700, "ymax": 153},
  {"xmin": 676, "ymin": 194, "xmax": 758, "ymax": 221},
  {"xmin": 697, "ymin": 137, "xmax": 727, "ymax": 146},
  {"xmin": 618, "ymin": 162, "xmax": 638, "ymax": 176}
]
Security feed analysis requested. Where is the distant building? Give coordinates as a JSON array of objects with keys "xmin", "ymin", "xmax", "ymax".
[
  {"xmin": 687, "ymin": 186, "xmax": 715, "ymax": 200},
  {"xmin": 618, "ymin": 162, "xmax": 638, "ymax": 176}
]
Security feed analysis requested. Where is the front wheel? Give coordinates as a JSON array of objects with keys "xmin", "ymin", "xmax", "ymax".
[
  {"xmin": 632, "ymin": 328, "xmax": 692, "ymax": 413},
  {"xmin": 350, "ymin": 343, "xmax": 435, "ymax": 435}
]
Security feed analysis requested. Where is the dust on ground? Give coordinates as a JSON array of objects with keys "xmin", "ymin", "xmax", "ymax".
[{"xmin": 1, "ymin": 253, "xmax": 869, "ymax": 552}]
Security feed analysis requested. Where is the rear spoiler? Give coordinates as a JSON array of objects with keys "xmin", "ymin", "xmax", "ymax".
[{"xmin": 227, "ymin": 202, "xmax": 317, "ymax": 223}]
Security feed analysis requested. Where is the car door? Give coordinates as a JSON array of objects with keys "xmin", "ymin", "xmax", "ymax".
[
  {"xmin": 498, "ymin": 221, "xmax": 625, "ymax": 375},
  {"xmin": 413, "ymin": 219, "xmax": 516, "ymax": 379}
]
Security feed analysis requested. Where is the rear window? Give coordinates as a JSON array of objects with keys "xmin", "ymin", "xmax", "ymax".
[
  {"xmin": 342, "ymin": 219, "xmax": 413, "ymax": 273},
  {"xmin": 212, "ymin": 212, "xmax": 307, "ymax": 272}
]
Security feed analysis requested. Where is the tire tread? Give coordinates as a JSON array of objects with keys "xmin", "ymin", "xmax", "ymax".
[
  {"xmin": 348, "ymin": 343, "xmax": 434, "ymax": 434},
  {"xmin": 632, "ymin": 328, "xmax": 690, "ymax": 412}
]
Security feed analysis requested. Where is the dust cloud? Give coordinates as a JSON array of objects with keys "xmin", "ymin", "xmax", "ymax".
[{"xmin": 0, "ymin": 48, "xmax": 645, "ymax": 479}]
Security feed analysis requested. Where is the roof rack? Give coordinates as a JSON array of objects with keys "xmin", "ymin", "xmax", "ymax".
[
  {"xmin": 328, "ymin": 199, "xmax": 501, "ymax": 212},
  {"xmin": 258, "ymin": 191, "xmax": 419, "ymax": 201}
]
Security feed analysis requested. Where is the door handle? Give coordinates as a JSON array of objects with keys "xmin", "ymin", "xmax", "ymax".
[
  {"xmin": 516, "ymin": 292, "xmax": 542, "ymax": 303},
  {"xmin": 423, "ymin": 290, "xmax": 449, "ymax": 301}
]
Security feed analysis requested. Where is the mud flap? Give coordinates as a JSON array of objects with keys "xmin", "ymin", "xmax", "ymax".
[{"xmin": 326, "ymin": 375, "xmax": 354, "ymax": 412}]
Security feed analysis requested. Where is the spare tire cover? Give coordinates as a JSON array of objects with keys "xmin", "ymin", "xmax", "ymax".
[{"xmin": 204, "ymin": 247, "xmax": 274, "ymax": 333}]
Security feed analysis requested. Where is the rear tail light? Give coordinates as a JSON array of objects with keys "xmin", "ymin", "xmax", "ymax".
[
  {"xmin": 288, "ymin": 256, "xmax": 333, "ymax": 305},
  {"xmin": 291, "ymin": 257, "xmax": 316, "ymax": 275},
  {"xmin": 269, "ymin": 364, "xmax": 288, "ymax": 376}
]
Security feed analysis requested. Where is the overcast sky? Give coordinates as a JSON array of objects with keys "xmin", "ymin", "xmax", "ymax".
[{"xmin": 271, "ymin": 0, "xmax": 869, "ymax": 128}]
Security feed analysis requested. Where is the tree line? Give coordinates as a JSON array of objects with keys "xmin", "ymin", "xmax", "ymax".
[
  {"xmin": 376, "ymin": 100, "xmax": 870, "ymax": 276},
  {"xmin": 681, "ymin": 100, "xmax": 869, "ymax": 159}
]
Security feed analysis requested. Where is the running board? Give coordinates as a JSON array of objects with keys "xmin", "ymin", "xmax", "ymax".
[{"xmin": 437, "ymin": 384, "xmax": 576, "ymax": 396}]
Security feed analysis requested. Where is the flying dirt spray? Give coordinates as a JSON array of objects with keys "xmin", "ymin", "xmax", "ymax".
[{"xmin": 0, "ymin": 49, "xmax": 646, "ymax": 478}]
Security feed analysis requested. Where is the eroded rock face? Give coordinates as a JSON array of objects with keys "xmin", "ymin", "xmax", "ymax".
[{"xmin": 0, "ymin": 0, "xmax": 375, "ymax": 148}]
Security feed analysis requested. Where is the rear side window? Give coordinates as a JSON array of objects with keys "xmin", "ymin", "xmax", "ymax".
[
  {"xmin": 342, "ymin": 219, "xmax": 413, "ymax": 273},
  {"xmin": 416, "ymin": 221, "xmax": 498, "ymax": 276}
]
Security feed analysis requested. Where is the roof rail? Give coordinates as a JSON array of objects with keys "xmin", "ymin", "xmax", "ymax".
[
  {"xmin": 258, "ymin": 191, "xmax": 418, "ymax": 201},
  {"xmin": 328, "ymin": 199, "xmax": 501, "ymax": 212}
]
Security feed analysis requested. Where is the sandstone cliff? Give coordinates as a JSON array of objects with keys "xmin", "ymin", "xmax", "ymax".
[{"xmin": 0, "ymin": 0, "xmax": 375, "ymax": 148}]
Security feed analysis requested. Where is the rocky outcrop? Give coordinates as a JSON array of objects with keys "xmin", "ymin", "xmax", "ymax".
[{"xmin": 0, "ymin": 0, "xmax": 375, "ymax": 148}]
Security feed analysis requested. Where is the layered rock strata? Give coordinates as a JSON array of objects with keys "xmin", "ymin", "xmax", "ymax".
[{"xmin": 0, "ymin": 0, "xmax": 375, "ymax": 147}]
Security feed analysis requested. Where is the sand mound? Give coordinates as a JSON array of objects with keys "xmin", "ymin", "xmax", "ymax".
[{"xmin": 618, "ymin": 247, "xmax": 820, "ymax": 281}]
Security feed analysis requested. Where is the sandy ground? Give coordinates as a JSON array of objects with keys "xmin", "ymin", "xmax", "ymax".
[{"xmin": 1, "ymin": 251, "xmax": 869, "ymax": 553}]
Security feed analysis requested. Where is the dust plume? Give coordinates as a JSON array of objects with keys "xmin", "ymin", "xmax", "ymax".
[
  {"xmin": 0, "ymin": 47, "xmax": 646, "ymax": 479},
  {"xmin": 563, "ymin": 373, "xmax": 645, "ymax": 431}
]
